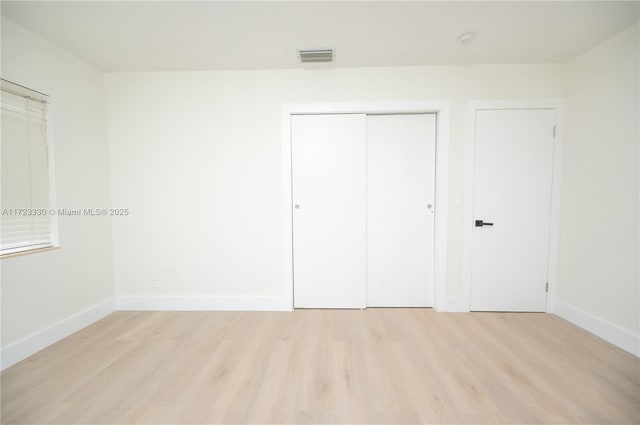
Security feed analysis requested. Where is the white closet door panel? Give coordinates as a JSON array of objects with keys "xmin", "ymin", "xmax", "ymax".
[
  {"xmin": 292, "ymin": 114, "xmax": 366, "ymax": 308},
  {"xmin": 366, "ymin": 114, "xmax": 436, "ymax": 307}
]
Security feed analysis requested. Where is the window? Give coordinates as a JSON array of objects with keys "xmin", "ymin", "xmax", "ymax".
[{"xmin": 1, "ymin": 79, "xmax": 57, "ymax": 256}]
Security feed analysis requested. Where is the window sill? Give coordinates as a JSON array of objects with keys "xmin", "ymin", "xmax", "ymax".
[{"xmin": 1, "ymin": 245, "xmax": 59, "ymax": 259}]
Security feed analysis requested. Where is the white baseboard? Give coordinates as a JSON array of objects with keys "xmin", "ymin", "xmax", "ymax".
[
  {"xmin": 554, "ymin": 299, "xmax": 639, "ymax": 357},
  {"xmin": 1, "ymin": 297, "xmax": 115, "ymax": 370},
  {"xmin": 116, "ymin": 295, "xmax": 292, "ymax": 311}
]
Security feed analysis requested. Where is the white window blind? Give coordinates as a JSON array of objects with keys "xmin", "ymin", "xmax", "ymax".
[{"xmin": 1, "ymin": 80, "xmax": 55, "ymax": 255}]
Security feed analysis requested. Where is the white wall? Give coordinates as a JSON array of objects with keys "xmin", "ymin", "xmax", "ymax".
[
  {"xmin": 105, "ymin": 64, "xmax": 567, "ymax": 307},
  {"xmin": 556, "ymin": 23, "xmax": 639, "ymax": 351},
  {"xmin": 1, "ymin": 18, "xmax": 114, "ymax": 366}
]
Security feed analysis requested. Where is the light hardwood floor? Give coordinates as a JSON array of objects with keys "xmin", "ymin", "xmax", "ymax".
[{"xmin": 1, "ymin": 309, "xmax": 638, "ymax": 424}]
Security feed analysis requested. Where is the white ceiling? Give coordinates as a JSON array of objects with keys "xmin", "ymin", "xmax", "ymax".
[{"xmin": 2, "ymin": 1, "xmax": 638, "ymax": 72}]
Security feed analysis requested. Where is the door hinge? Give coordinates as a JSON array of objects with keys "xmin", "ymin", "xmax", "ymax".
[
  {"xmin": 545, "ymin": 282, "xmax": 549, "ymax": 292},
  {"xmin": 553, "ymin": 126, "xmax": 556, "ymax": 138}
]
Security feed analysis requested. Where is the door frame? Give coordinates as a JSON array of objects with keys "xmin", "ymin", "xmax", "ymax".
[
  {"xmin": 281, "ymin": 101, "xmax": 451, "ymax": 311},
  {"xmin": 461, "ymin": 99, "xmax": 565, "ymax": 313}
]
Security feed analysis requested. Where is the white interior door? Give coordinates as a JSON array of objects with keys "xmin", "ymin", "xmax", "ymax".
[
  {"xmin": 292, "ymin": 114, "xmax": 366, "ymax": 308},
  {"xmin": 470, "ymin": 109, "xmax": 556, "ymax": 312},
  {"xmin": 366, "ymin": 114, "xmax": 436, "ymax": 307}
]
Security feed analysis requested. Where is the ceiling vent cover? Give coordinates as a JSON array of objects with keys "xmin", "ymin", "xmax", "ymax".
[{"xmin": 298, "ymin": 49, "xmax": 334, "ymax": 63}]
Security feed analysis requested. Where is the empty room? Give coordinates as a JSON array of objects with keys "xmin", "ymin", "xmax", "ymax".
[{"xmin": 1, "ymin": 1, "xmax": 638, "ymax": 424}]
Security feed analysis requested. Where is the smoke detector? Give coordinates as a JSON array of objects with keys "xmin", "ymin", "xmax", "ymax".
[
  {"xmin": 298, "ymin": 49, "xmax": 335, "ymax": 63},
  {"xmin": 458, "ymin": 32, "xmax": 475, "ymax": 45}
]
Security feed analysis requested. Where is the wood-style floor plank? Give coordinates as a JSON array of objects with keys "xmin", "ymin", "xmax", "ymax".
[{"xmin": 1, "ymin": 309, "xmax": 638, "ymax": 424}]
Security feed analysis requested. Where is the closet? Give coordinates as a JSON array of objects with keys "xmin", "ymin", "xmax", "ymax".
[{"xmin": 291, "ymin": 113, "xmax": 436, "ymax": 308}]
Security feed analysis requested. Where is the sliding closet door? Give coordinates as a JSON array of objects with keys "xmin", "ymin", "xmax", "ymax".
[
  {"xmin": 366, "ymin": 114, "xmax": 436, "ymax": 307},
  {"xmin": 292, "ymin": 114, "xmax": 366, "ymax": 308}
]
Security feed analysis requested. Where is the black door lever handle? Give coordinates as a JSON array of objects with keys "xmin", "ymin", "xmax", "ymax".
[{"xmin": 475, "ymin": 220, "xmax": 494, "ymax": 227}]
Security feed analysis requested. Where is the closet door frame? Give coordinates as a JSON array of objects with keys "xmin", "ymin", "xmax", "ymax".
[{"xmin": 281, "ymin": 101, "xmax": 451, "ymax": 311}]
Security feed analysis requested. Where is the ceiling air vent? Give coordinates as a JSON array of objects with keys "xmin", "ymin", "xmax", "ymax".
[{"xmin": 298, "ymin": 49, "xmax": 334, "ymax": 63}]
